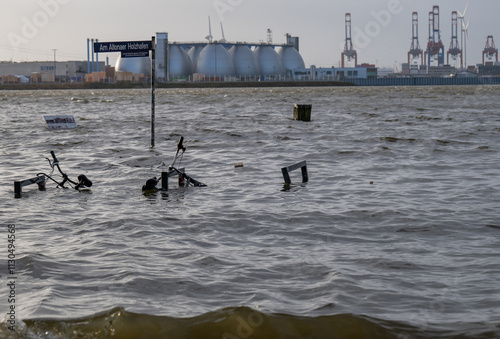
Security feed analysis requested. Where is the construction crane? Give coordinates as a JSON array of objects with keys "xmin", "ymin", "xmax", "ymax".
[
  {"xmin": 408, "ymin": 12, "xmax": 424, "ymax": 65},
  {"xmin": 341, "ymin": 13, "xmax": 357, "ymax": 68},
  {"xmin": 483, "ymin": 35, "xmax": 498, "ymax": 64},
  {"xmin": 447, "ymin": 11, "xmax": 462, "ymax": 67},
  {"xmin": 425, "ymin": 6, "xmax": 445, "ymax": 66}
]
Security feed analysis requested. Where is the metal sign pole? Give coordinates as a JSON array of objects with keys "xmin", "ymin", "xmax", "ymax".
[
  {"xmin": 151, "ymin": 36, "xmax": 156, "ymax": 148},
  {"xmin": 93, "ymin": 39, "xmax": 155, "ymax": 147}
]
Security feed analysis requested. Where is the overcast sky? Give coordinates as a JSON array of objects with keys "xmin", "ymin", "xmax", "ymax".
[{"xmin": 0, "ymin": 0, "xmax": 498, "ymax": 69}]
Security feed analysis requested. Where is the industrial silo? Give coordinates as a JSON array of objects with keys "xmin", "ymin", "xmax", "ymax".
[
  {"xmin": 115, "ymin": 56, "xmax": 151, "ymax": 76},
  {"xmin": 168, "ymin": 44, "xmax": 193, "ymax": 78},
  {"xmin": 254, "ymin": 45, "xmax": 284, "ymax": 76},
  {"xmin": 278, "ymin": 46, "xmax": 305, "ymax": 72},
  {"xmin": 188, "ymin": 45, "xmax": 205, "ymax": 68},
  {"xmin": 229, "ymin": 45, "xmax": 259, "ymax": 77},
  {"xmin": 196, "ymin": 43, "xmax": 235, "ymax": 77}
]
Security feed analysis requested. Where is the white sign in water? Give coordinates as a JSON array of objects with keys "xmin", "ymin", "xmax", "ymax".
[{"xmin": 42, "ymin": 115, "xmax": 77, "ymax": 130}]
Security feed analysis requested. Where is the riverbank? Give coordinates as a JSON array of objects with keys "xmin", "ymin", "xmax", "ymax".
[{"xmin": 0, "ymin": 80, "xmax": 354, "ymax": 91}]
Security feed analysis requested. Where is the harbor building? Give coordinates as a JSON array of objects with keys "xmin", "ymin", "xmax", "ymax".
[{"xmin": 0, "ymin": 60, "xmax": 105, "ymax": 83}]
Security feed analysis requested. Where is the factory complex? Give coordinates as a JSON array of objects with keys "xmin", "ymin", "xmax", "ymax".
[{"xmin": 0, "ymin": 32, "xmax": 378, "ymax": 85}]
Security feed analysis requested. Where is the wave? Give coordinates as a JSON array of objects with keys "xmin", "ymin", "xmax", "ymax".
[{"xmin": 2, "ymin": 306, "xmax": 497, "ymax": 339}]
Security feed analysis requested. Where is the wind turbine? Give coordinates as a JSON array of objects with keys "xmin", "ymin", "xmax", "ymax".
[
  {"xmin": 462, "ymin": 20, "xmax": 470, "ymax": 68},
  {"xmin": 458, "ymin": 2, "xmax": 469, "ymax": 68},
  {"xmin": 205, "ymin": 16, "xmax": 213, "ymax": 43}
]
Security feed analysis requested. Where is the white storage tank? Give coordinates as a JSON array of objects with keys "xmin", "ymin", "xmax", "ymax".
[
  {"xmin": 168, "ymin": 44, "xmax": 193, "ymax": 78},
  {"xmin": 115, "ymin": 56, "xmax": 151, "ymax": 76},
  {"xmin": 229, "ymin": 45, "xmax": 259, "ymax": 77},
  {"xmin": 278, "ymin": 46, "xmax": 305, "ymax": 71},
  {"xmin": 196, "ymin": 43, "xmax": 235, "ymax": 77},
  {"xmin": 254, "ymin": 45, "xmax": 284, "ymax": 76}
]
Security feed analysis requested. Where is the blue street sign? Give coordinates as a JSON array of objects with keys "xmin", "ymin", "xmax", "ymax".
[{"xmin": 94, "ymin": 41, "xmax": 152, "ymax": 54}]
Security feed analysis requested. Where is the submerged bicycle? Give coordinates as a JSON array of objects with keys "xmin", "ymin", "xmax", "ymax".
[
  {"xmin": 14, "ymin": 151, "xmax": 93, "ymax": 198},
  {"xmin": 142, "ymin": 136, "xmax": 206, "ymax": 191}
]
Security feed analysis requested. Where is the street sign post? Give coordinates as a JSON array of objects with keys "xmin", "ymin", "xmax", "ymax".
[{"xmin": 94, "ymin": 39, "xmax": 156, "ymax": 147}]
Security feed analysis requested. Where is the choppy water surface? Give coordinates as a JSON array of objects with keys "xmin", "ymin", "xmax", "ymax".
[{"xmin": 1, "ymin": 86, "xmax": 500, "ymax": 338}]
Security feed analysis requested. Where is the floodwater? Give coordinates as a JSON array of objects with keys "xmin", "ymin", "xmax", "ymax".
[{"xmin": 1, "ymin": 85, "xmax": 499, "ymax": 338}]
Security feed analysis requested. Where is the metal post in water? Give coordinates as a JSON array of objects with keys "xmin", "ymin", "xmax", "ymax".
[
  {"xmin": 161, "ymin": 171, "xmax": 168, "ymax": 190},
  {"xmin": 293, "ymin": 104, "xmax": 312, "ymax": 122},
  {"xmin": 151, "ymin": 36, "xmax": 156, "ymax": 148}
]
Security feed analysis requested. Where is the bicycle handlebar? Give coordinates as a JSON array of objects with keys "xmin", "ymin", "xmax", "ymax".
[
  {"xmin": 50, "ymin": 151, "xmax": 59, "ymax": 164},
  {"xmin": 47, "ymin": 151, "xmax": 92, "ymax": 189},
  {"xmin": 177, "ymin": 136, "xmax": 185, "ymax": 152}
]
